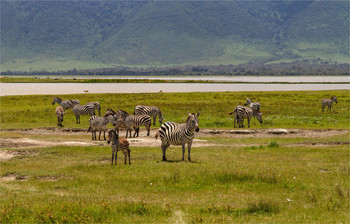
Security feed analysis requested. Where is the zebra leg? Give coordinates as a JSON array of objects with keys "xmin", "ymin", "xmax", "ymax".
[
  {"xmin": 128, "ymin": 149, "xmax": 131, "ymax": 165},
  {"xmin": 146, "ymin": 125, "xmax": 150, "ymax": 136},
  {"xmin": 248, "ymin": 118, "xmax": 251, "ymax": 128},
  {"xmin": 181, "ymin": 143, "xmax": 186, "ymax": 161},
  {"xmin": 122, "ymin": 150, "xmax": 127, "ymax": 165},
  {"xmin": 103, "ymin": 130, "xmax": 106, "ymax": 141},
  {"xmin": 132, "ymin": 127, "xmax": 138, "ymax": 138},
  {"xmin": 153, "ymin": 116, "xmax": 156, "ymax": 125},
  {"xmin": 98, "ymin": 130, "xmax": 102, "ymax": 140},
  {"xmin": 161, "ymin": 143, "xmax": 170, "ymax": 161},
  {"xmin": 188, "ymin": 141, "xmax": 193, "ymax": 162},
  {"xmin": 111, "ymin": 149, "xmax": 115, "ymax": 165}
]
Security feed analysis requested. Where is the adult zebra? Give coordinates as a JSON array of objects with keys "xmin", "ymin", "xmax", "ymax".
[
  {"xmin": 134, "ymin": 105, "xmax": 163, "ymax": 125},
  {"xmin": 156, "ymin": 113, "xmax": 200, "ymax": 162},
  {"xmin": 117, "ymin": 115, "xmax": 152, "ymax": 138},
  {"xmin": 88, "ymin": 115, "xmax": 117, "ymax": 140},
  {"xmin": 229, "ymin": 106, "xmax": 262, "ymax": 128},
  {"xmin": 322, "ymin": 96, "xmax": 338, "ymax": 112},
  {"xmin": 72, "ymin": 103, "xmax": 96, "ymax": 124},
  {"xmin": 52, "ymin": 97, "xmax": 75, "ymax": 110},
  {"xmin": 244, "ymin": 98, "xmax": 261, "ymax": 111},
  {"xmin": 87, "ymin": 102, "xmax": 101, "ymax": 116}
]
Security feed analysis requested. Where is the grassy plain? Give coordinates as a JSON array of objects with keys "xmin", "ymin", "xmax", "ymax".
[
  {"xmin": 1, "ymin": 90, "xmax": 349, "ymax": 223},
  {"xmin": 0, "ymin": 90, "xmax": 349, "ymax": 129}
]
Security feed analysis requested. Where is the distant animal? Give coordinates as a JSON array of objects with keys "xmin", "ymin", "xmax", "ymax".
[
  {"xmin": 322, "ymin": 96, "xmax": 338, "ymax": 112},
  {"xmin": 55, "ymin": 106, "xmax": 65, "ymax": 126},
  {"xmin": 52, "ymin": 97, "xmax": 73, "ymax": 110},
  {"xmin": 134, "ymin": 105, "xmax": 163, "ymax": 125},
  {"xmin": 244, "ymin": 98, "xmax": 261, "ymax": 111},
  {"xmin": 156, "ymin": 113, "xmax": 200, "ymax": 162},
  {"xmin": 228, "ymin": 105, "xmax": 242, "ymax": 128},
  {"xmin": 107, "ymin": 129, "xmax": 131, "ymax": 165},
  {"xmin": 87, "ymin": 102, "xmax": 101, "ymax": 116},
  {"xmin": 123, "ymin": 115, "xmax": 152, "ymax": 138},
  {"xmin": 88, "ymin": 115, "xmax": 117, "ymax": 140},
  {"xmin": 72, "ymin": 103, "xmax": 96, "ymax": 124},
  {"xmin": 229, "ymin": 106, "xmax": 262, "ymax": 128},
  {"xmin": 83, "ymin": 90, "xmax": 89, "ymax": 93}
]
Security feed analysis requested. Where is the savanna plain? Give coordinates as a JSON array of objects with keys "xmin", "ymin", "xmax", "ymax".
[{"xmin": 0, "ymin": 90, "xmax": 349, "ymax": 223}]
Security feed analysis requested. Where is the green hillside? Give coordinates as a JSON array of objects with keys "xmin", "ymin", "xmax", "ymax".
[{"xmin": 1, "ymin": 1, "xmax": 349, "ymax": 72}]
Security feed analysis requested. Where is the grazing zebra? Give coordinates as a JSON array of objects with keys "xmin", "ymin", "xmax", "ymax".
[
  {"xmin": 322, "ymin": 96, "xmax": 338, "ymax": 112},
  {"xmin": 123, "ymin": 115, "xmax": 152, "ymax": 138},
  {"xmin": 105, "ymin": 108, "xmax": 117, "ymax": 116},
  {"xmin": 55, "ymin": 106, "xmax": 65, "ymax": 126},
  {"xmin": 72, "ymin": 103, "xmax": 96, "ymax": 124},
  {"xmin": 88, "ymin": 115, "xmax": 117, "ymax": 140},
  {"xmin": 52, "ymin": 97, "xmax": 73, "ymax": 110},
  {"xmin": 244, "ymin": 98, "xmax": 261, "ymax": 111},
  {"xmin": 156, "ymin": 113, "xmax": 200, "ymax": 162},
  {"xmin": 134, "ymin": 105, "xmax": 163, "ymax": 125},
  {"xmin": 229, "ymin": 106, "xmax": 262, "ymax": 128},
  {"xmin": 107, "ymin": 130, "xmax": 131, "ymax": 165},
  {"xmin": 87, "ymin": 102, "xmax": 101, "ymax": 116},
  {"xmin": 105, "ymin": 109, "xmax": 129, "ymax": 120}
]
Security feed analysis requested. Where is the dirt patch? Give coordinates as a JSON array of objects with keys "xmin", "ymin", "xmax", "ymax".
[
  {"xmin": 1, "ymin": 173, "xmax": 28, "ymax": 181},
  {"xmin": 0, "ymin": 128, "xmax": 348, "ymax": 161}
]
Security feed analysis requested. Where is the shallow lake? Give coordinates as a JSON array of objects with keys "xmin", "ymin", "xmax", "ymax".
[{"xmin": 1, "ymin": 82, "xmax": 349, "ymax": 96}]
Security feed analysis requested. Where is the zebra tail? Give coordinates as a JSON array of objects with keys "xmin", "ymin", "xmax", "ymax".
[
  {"xmin": 87, "ymin": 126, "xmax": 91, "ymax": 132},
  {"xmin": 228, "ymin": 112, "xmax": 234, "ymax": 115}
]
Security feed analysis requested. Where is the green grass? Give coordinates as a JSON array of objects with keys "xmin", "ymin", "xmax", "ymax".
[
  {"xmin": 1, "ymin": 143, "xmax": 349, "ymax": 222},
  {"xmin": 0, "ymin": 90, "xmax": 349, "ymax": 129}
]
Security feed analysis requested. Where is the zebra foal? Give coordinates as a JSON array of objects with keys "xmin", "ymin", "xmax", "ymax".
[
  {"xmin": 156, "ymin": 113, "xmax": 200, "ymax": 162},
  {"xmin": 88, "ymin": 115, "xmax": 117, "ymax": 140},
  {"xmin": 107, "ymin": 130, "xmax": 131, "ymax": 165},
  {"xmin": 229, "ymin": 106, "xmax": 262, "ymax": 128},
  {"xmin": 134, "ymin": 105, "xmax": 163, "ymax": 125},
  {"xmin": 55, "ymin": 106, "xmax": 65, "ymax": 126},
  {"xmin": 322, "ymin": 96, "xmax": 337, "ymax": 112}
]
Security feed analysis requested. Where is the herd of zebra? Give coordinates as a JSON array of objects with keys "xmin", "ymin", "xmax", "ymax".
[{"xmin": 52, "ymin": 95, "xmax": 338, "ymax": 164}]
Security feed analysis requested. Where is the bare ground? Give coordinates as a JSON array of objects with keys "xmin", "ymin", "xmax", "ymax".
[{"xmin": 0, "ymin": 128, "xmax": 348, "ymax": 161}]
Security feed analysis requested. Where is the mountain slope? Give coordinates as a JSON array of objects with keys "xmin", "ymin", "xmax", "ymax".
[{"xmin": 1, "ymin": 0, "xmax": 348, "ymax": 71}]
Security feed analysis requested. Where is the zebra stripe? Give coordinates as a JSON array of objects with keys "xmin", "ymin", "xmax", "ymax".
[
  {"xmin": 156, "ymin": 113, "xmax": 200, "ymax": 161},
  {"xmin": 72, "ymin": 104, "xmax": 96, "ymax": 124},
  {"xmin": 52, "ymin": 97, "xmax": 72, "ymax": 110},
  {"xmin": 244, "ymin": 98, "xmax": 261, "ymax": 111},
  {"xmin": 230, "ymin": 106, "xmax": 262, "ymax": 128},
  {"xmin": 134, "ymin": 105, "xmax": 163, "ymax": 125},
  {"xmin": 87, "ymin": 102, "xmax": 101, "ymax": 116},
  {"xmin": 107, "ymin": 130, "xmax": 131, "ymax": 165},
  {"xmin": 123, "ymin": 115, "xmax": 152, "ymax": 138},
  {"xmin": 88, "ymin": 115, "xmax": 116, "ymax": 140},
  {"xmin": 322, "ymin": 96, "xmax": 337, "ymax": 112}
]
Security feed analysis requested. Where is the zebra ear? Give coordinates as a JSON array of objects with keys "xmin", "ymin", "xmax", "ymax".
[{"xmin": 196, "ymin": 112, "xmax": 200, "ymax": 117}]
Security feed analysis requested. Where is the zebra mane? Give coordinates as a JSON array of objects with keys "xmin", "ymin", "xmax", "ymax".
[
  {"xmin": 55, "ymin": 96, "xmax": 62, "ymax": 101},
  {"xmin": 117, "ymin": 109, "xmax": 129, "ymax": 115}
]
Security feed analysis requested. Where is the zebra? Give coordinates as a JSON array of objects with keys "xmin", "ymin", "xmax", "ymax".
[
  {"xmin": 87, "ymin": 102, "xmax": 101, "ymax": 116},
  {"xmin": 322, "ymin": 96, "xmax": 338, "ymax": 112},
  {"xmin": 134, "ymin": 105, "xmax": 163, "ymax": 125},
  {"xmin": 122, "ymin": 115, "xmax": 152, "ymax": 138},
  {"xmin": 244, "ymin": 98, "xmax": 261, "ymax": 111},
  {"xmin": 229, "ymin": 106, "xmax": 262, "ymax": 128},
  {"xmin": 88, "ymin": 115, "xmax": 117, "ymax": 140},
  {"xmin": 107, "ymin": 129, "xmax": 131, "ymax": 165},
  {"xmin": 72, "ymin": 103, "xmax": 96, "ymax": 124},
  {"xmin": 155, "ymin": 113, "xmax": 200, "ymax": 162},
  {"xmin": 228, "ymin": 105, "xmax": 242, "ymax": 128},
  {"xmin": 55, "ymin": 106, "xmax": 65, "ymax": 126},
  {"xmin": 105, "ymin": 109, "xmax": 129, "ymax": 120},
  {"xmin": 52, "ymin": 97, "xmax": 73, "ymax": 110}
]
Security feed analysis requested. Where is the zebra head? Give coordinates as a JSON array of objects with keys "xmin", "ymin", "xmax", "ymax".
[
  {"xmin": 107, "ymin": 129, "xmax": 118, "ymax": 144},
  {"xmin": 186, "ymin": 113, "xmax": 200, "ymax": 132},
  {"xmin": 52, "ymin": 97, "xmax": 61, "ymax": 105},
  {"xmin": 332, "ymin": 96, "xmax": 338, "ymax": 103},
  {"xmin": 244, "ymin": 98, "xmax": 252, "ymax": 106},
  {"xmin": 254, "ymin": 110, "xmax": 263, "ymax": 123}
]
